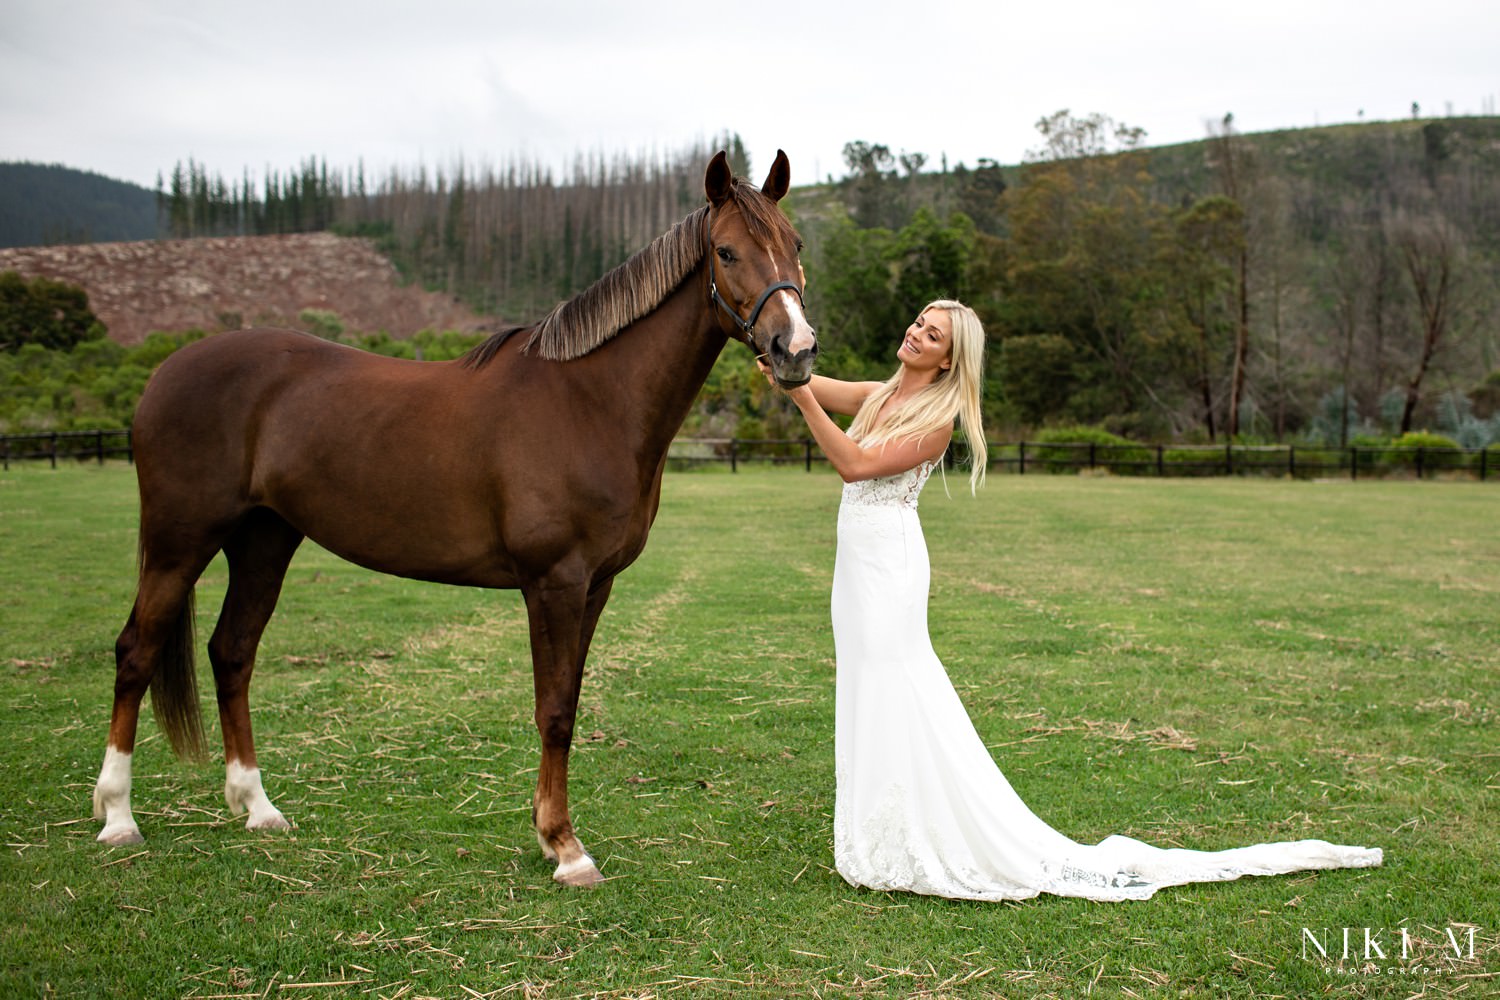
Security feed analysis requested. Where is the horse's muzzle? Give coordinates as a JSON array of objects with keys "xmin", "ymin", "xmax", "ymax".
[{"xmin": 769, "ymin": 338, "xmax": 817, "ymax": 390}]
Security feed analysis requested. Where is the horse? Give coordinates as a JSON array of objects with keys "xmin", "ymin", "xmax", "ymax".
[{"xmin": 92, "ymin": 150, "xmax": 816, "ymax": 887}]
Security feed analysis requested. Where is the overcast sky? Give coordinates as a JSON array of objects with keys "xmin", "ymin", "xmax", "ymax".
[{"xmin": 3, "ymin": 0, "xmax": 1496, "ymax": 191}]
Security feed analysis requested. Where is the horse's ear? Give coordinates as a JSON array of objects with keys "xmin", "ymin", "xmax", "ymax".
[
  {"xmin": 761, "ymin": 149, "xmax": 791, "ymax": 202},
  {"xmin": 705, "ymin": 151, "xmax": 732, "ymax": 206}
]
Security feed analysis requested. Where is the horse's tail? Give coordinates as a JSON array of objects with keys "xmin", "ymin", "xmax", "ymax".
[{"xmin": 141, "ymin": 536, "xmax": 208, "ymax": 762}]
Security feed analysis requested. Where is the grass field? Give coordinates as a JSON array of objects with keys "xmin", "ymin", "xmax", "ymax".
[{"xmin": 1, "ymin": 464, "xmax": 1496, "ymax": 998}]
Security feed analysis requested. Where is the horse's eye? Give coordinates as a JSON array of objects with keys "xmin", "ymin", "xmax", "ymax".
[
  {"xmin": 796, "ymin": 240, "xmax": 805, "ymax": 254},
  {"xmin": 716, "ymin": 247, "xmax": 734, "ymax": 263}
]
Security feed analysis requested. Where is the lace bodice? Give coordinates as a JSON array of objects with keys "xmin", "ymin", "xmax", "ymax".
[{"xmin": 840, "ymin": 460, "xmax": 936, "ymax": 511}]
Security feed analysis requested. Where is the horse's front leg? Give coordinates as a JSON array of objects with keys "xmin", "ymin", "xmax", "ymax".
[{"xmin": 522, "ymin": 575, "xmax": 614, "ymax": 886}]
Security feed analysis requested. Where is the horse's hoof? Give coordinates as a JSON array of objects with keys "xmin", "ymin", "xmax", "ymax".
[
  {"xmin": 553, "ymin": 855, "xmax": 602, "ymax": 887},
  {"xmin": 98, "ymin": 824, "xmax": 145, "ymax": 847},
  {"xmin": 246, "ymin": 811, "xmax": 291, "ymax": 832}
]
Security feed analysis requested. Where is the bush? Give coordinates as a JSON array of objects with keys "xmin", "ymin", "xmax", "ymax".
[
  {"xmin": 1382, "ymin": 431, "xmax": 1468, "ymax": 472},
  {"xmin": 0, "ymin": 271, "xmax": 106, "ymax": 351},
  {"xmin": 1029, "ymin": 426, "xmax": 1152, "ymax": 474}
]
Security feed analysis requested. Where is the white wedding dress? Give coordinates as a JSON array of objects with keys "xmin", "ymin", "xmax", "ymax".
[{"xmin": 831, "ymin": 461, "xmax": 1382, "ymax": 901}]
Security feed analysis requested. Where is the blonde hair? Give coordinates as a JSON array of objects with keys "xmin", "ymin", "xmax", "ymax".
[{"xmin": 847, "ymin": 299, "xmax": 988, "ymax": 493}]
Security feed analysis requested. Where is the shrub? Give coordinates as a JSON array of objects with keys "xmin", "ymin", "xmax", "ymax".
[
  {"xmin": 1029, "ymin": 426, "xmax": 1151, "ymax": 474},
  {"xmin": 1382, "ymin": 431, "xmax": 1468, "ymax": 473},
  {"xmin": 298, "ymin": 309, "xmax": 344, "ymax": 340},
  {"xmin": 0, "ymin": 271, "xmax": 106, "ymax": 351}
]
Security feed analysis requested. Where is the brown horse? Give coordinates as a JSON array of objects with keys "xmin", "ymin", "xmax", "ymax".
[{"xmin": 92, "ymin": 150, "xmax": 816, "ymax": 886}]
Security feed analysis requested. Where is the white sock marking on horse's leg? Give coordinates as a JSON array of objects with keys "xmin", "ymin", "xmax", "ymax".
[
  {"xmin": 94, "ymin": 746, "xmax": 144, "ymax": 845},
  {"xmin": 554, "ymin": 851, "xmax": 599, "ymax": 883},
  {"xmin": 224, "ymin": 760, "xmax": 290, "ymax": 831}
]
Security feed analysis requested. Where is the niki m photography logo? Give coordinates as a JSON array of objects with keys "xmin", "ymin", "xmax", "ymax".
[{"xmin": 1298, "ymin": 922, "xmax": 1489, "ymax": 978}]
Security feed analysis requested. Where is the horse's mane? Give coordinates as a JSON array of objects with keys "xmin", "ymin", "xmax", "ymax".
[{"xmin": 461, "ymin": 179, "xmax": 797, "ymax": 369}]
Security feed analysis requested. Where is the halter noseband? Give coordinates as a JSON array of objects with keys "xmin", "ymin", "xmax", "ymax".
[
  {"xmin": 712, "ymin": 277, "xmax": 804, "ymax": 345},
  {"xmin": 703, "ymin": 212, "xmax": 804, "ymax": 349}
]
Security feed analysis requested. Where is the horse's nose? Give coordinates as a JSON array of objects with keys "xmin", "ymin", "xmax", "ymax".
[
  {"xmin": 769, "ymin": 330, "xmax": 817, "ymax": 365},
  {"xmin": 770, "ymin": 328, "xmax": 817, "ymax": 387}
]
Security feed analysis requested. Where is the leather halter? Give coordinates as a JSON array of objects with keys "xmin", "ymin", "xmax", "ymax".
[{"xmin": 703, "ymin": 211, "xmax": 804, "ymax": 350}]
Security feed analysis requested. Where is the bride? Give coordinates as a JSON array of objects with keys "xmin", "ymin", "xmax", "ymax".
[{"xmin": 767, "ymin": 299, "xmax": 1382, "ymax": 901}]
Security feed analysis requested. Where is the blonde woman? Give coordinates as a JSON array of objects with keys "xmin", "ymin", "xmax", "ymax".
[{"xmin": 769, "ymin": 299, "xmax": 1380, "ymax": 901}]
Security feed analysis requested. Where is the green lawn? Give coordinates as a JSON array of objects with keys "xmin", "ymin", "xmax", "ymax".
[{"xmin": 1, "ymin": 464, "xmax": 1495, "ymax": 998}]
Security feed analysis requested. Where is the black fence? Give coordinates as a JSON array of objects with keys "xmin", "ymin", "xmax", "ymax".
[
  {"xmin": 2, "ymin": 429, "xmax": 133, "ymax": 469},
  {"xmin": 4, "ymin": 431, "xmax": 1495, "ymax": 481},
  {"xmin": 667, "ymin": 438, "xmax": 1498, "ymax": 481}
]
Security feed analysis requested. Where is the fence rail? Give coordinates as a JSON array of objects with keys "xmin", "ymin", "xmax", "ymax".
[
  {"xmin": 667, "ymin": 438, "xmax": 1497, "ymax": 481},
  {"xmin": 3, "ymin": 431, "xmax": 1494, "ymax": 481},
  {"xmin": 2, "ymin": 429, "xmax": 133, "ymax": 469}
]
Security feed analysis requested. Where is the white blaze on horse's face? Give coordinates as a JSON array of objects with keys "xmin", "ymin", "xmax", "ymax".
[
  {"xmin": 778, "ymin": 287, "xmax": 816, "ymax": 358},
  {"xmin": 764, "ymin": 247, "xmax": 816, "ymax": 357}
]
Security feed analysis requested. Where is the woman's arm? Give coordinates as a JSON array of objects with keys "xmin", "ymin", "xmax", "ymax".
[
  {"xmin": 805, "ymin": 373, "xmax": 883, "ymax": 417},
  {"xmin": 759, "ymin": 359, "xmax": 880, "ymax": 416},
  {"xmin": 785, "ymin": 384, "xmax": 950, "ymax": 483}
]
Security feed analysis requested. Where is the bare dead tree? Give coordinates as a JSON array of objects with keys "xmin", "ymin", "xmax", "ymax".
[{"xmin": 1388, "ymin": 207, "xmax": 1462, "ymax": 433}]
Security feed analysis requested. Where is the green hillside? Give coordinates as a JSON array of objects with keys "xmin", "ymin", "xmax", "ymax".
[{"xmin": 0, "ymin": 162, "xmax": 161, "ymax": 248}]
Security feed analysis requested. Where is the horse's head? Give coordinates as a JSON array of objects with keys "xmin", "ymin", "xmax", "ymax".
[{"xmin": 704, "ymin": 150, "xmax": 818, "ymax": 388}]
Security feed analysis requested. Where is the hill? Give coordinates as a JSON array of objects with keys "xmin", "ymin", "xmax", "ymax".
[
  {"xmin": 0, "ymin": 232, "xmax": 488, "ymax": 345},
  {"xmin": 0, "ymin": 162, "xmax": 161, "ymax": 248}
]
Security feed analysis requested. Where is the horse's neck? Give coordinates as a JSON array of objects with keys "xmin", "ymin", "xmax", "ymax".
[{"xmin": 585, "ymin": 274, "xmax": 728, "ymax": 460}]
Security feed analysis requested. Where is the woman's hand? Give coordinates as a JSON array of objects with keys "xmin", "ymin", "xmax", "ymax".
[
  {"xmin": 759, "ymin": 358, "xmax": 818, "ymax": 404},
  {"xmin": 755, "ymin": 357, "xmax": 776, "ymax": 387}
]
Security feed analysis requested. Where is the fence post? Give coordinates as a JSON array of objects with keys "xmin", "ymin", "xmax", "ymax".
[
  {"xmin": 1416, "ymin": 447, "xmax": 1425, "ymax": 480},
  {"xmin": 1288, "ymin": 445, "xmax": 1295, "ymax": 477},
  {"xmin": 729, "ymin": 438, "xmax": 738, "ymax": 474},
  {"xmin": 1018, "ymin": 442, "xmax": 1026, "ymax": 475},
  {"xmin": 1156, "ymin": 444, "xmax": 1164, "ymax": 477},
  {"xmin": 1225, "ymin": 443, "xmax": 1233, "ymax": 476},
  {"xmin": 1482, "ymin": 447, "xmax": 1489, "ymax": 482},
  {"xmin": 2, "ymin": 435, "xmax": 8, "ymax": 471},
  {"xmin": 1088, "ymin": 442, "xmax": 1096, "ymax": 470},
  {"xmin": 1350, "ymin": 446, "xmax": 1357, "ymax": 481},
  {"xmin": 127, "ymin": 427, "xmax": 134, "ymax": 464},
  {"xmin": 804, "ymin": 438, "xmax": 812, "ymax": 472},
  {"xmin": 50, "ymin": 432, "xmax": 58, "ymax": 469},
  {"xmin": 96, "ymin": 429, "xmax": 105, "ymax": 465}
]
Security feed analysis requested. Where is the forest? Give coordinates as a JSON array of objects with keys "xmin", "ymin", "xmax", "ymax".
[{"xmin": 3, "ymin": 115, "xmax": 1499, "ymax": 450}]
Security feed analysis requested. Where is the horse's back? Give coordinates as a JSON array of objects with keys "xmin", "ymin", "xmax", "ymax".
[
  {"xmin": 135, "ymin": 329, "xmax": 411, "ymax": 513},
  {"xmin": 132, "ymin": 329, "xmax": 519, "ymax": 582}
]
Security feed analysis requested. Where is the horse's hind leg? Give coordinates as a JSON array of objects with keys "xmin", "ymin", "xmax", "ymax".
[
  {"xmin": 209, "ymin": 509, "xmax": 303, "ymax": 832},
  {"xmin": 525, "ymin": 575, "xmax": 614, "ymax": 887},
  {"xmin": 95, "ymin": 542, "xmax": 217, "ymax": 845}
]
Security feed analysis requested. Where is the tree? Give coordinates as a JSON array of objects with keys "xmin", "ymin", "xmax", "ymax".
[
  {"xmin": 997, "ymin": 333, "xmax": 1077, "ymax": 425},
  {"xmin": 954, "ymin": 158, "xmax": 1007, "ymax": 235},
  {"xmin": 1002, "ymin": 112, "xmax": 1166, "ymax": 425},
  {"xmin": 1167, "ymin": 195, "xmax": 1245, "ymax": 440},
  {"xmin": 1206, "ymin": 114, "xmax": 1253, "ymax": 437},
  {"xmin": 0, "ymin": 271, "xmax": 105, "ymax": 352},
  {"xmin": 812, "ymin": 218, "xmax": 899, "ymax": 360},
  {"xmin": 813, "ymin": 209, "xmax": 981, "ymax": 367},
  {"xmin": 892, "ymin": 208, "xmax": 976, "ymax": 307},
  {"xmin": 1027, "ymin": 109, "xmax": 1145, "ymax": 162},
  {"xmin": 841, "ymin": 141, "xmax": 898, "ymax": 228},
  {"xmin": 1389, "ymin": 207, "xmax": 1462, "ymax": 433}
]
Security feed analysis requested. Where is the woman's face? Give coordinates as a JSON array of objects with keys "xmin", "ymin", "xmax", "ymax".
[{"xmin": 896, "ymin": 309, "xmax": 953, "ymax": 374}]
